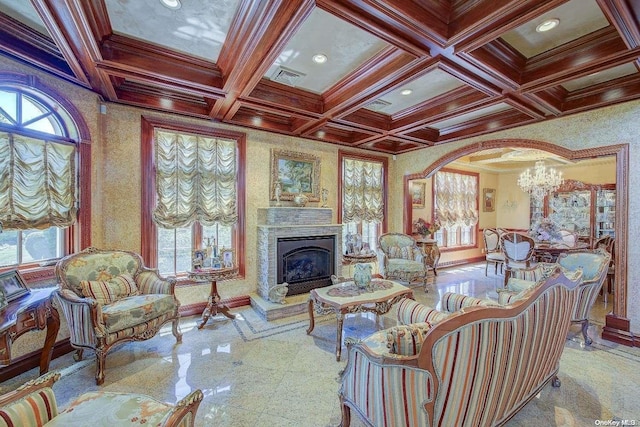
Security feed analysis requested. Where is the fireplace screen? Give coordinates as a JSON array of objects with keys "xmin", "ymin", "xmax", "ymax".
[{"xmin": 277, "ymin": 235, "xmax": 335, "ymax": 296}]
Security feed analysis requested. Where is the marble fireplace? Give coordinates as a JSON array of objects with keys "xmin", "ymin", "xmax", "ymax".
[{"xmin": 251, "ymin": 207, "xmax": 343, "ymax": 320}]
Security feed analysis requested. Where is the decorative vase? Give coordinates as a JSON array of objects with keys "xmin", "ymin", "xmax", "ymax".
[
  {"xmin": 293, "ymin": 192, "xmax": 309, "ymax": 207},
  {"xmin": 353, "ymin": 263, "xmax": 373, "ymax": 291}
]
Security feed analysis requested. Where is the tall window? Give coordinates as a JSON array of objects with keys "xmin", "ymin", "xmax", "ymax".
[
  {"xmin": 339, "ymin": 151, "xmax": 387, "ymax": 252},
  {"xmin": 0, "ymin": 85, "xmax": 83, "ymax": 268},
  {"xmin": 141, "ymin": 117, "xmax": 245, "ymax": 277},
  {"xmin": 433, "ymin": 169, "xmax": 479, "ymax": 248}
]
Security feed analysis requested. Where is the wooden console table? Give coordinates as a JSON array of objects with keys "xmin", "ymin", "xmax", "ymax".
[
  {"xmin": 0, "ymin": 287, "xmax": 60, "ymax": 375},
  {"xmin": 189, "ymin": 267, "xmax": 238, "ymax": 330}
]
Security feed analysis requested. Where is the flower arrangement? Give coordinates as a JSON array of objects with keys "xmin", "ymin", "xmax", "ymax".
[
  {"xmin": 531, "ymin": 217, "xmax": 562, "ymax": 242},
  {"xmin": 413, "ymin": 217, "xmax": 441, "ymax": 237}
]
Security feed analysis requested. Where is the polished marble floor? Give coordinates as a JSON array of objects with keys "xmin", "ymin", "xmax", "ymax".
[{"xmin": 2, "ymin": 262, "xmax": 639, "ymax": 426}]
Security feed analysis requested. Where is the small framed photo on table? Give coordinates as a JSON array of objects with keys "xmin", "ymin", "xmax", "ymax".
[
  {"xmin": 0, "ymin": 270, "xmax": 30, "ymax": 303},
  {"xmin": 192, "ymin": 250, "xmax": 206, "ymax": 270},
  {"xmin": 221, "ymin": 249, "xmax": 234, "ymax": 269}
]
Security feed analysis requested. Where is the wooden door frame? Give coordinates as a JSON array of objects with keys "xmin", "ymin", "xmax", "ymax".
[{"xmin": 403, "ymin": 138, "xmax": 633, "ymax": 346}]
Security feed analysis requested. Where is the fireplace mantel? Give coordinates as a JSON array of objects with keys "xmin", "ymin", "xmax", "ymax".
[{"xmin": 254, "ymin": 208, "xmax": 343, "ymax": 315}]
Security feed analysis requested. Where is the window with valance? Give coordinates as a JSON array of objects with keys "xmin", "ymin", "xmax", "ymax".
[
  {"xmin": 433, "ymin": 169, "xmax": 478, "ymax": 248},
  {"xmin": 339, "ymin": 151, "xmax": 387, "ymax": 251},
  {"xmin": 0, "ymin": 85, "xmax": 83, "ymax": 268},
  {"xmin": 141, "ymin": 118, "xmax": 245, "ymax": 277}
]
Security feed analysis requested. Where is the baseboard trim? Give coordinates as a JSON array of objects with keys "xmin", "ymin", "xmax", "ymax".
[
  {"xmin": 603, "ymin": 313, "xmax": 637, "ymax": 347},
  {"xmin": 179, "ymin": 295, "xmax": 251, "ymax": 317}
]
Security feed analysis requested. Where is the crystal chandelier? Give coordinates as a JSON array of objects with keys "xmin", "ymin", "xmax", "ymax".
[{"xmin": 517, "ymin": 160, "xmax": 564, "ymax": 200}]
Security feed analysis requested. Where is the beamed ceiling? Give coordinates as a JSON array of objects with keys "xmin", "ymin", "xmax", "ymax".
[{"xmin": 0, "ymin": 0, "xmax": 639, "ymax": 154}]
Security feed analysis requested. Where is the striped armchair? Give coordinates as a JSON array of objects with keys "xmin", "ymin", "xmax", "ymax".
[
  {"xmin": 339, "ymin": 267, "xmax": 582, "ymax": 427},
  {"xmin": 0, "ymin": 372, "xmax": 203, "ymax": 427},
  {"xmin": 54, "ymin": 247, "xmax": 182, "ymax": 385}
]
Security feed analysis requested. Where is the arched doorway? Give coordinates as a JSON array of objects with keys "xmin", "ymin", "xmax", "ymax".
[{"xmin": 403, "ymin": 138, "xmax": 629, "ymax": 344}]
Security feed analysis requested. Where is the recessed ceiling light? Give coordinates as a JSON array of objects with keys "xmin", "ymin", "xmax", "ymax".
[
  {"xmin": 536, "ymin": 18, "xmax": 559, "ymax": 32},
  {"xmin": 312, "ymin": 54, "xmax": 328, "ymax": 64},
  {"xmin": 400, "ymin": 89, "xmax": 413, "ymax": 96},
  {"xmin": 160, "ymin": 0, "xmax": 181, "ymax": 10}
]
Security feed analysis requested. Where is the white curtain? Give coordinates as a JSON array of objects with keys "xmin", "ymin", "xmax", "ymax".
[
  {"xmin": 342, "ymin": 158, "xmax": 383, "ymax": 223},
  {"xmin": 435, "ymin": 171, "xmax": 478, "ymax": 228},
  {"xmin": 0, "ymin": 132, "xmax": 77, "ymax": 229},
  {"xmin": 153, "ymin": 130, "xmax": 237, "ymax": 229}
]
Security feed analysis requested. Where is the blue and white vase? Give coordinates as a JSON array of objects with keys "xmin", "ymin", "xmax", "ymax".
[{"xmin": 353, "ymin": 263, "xmax": 373, "ymax": 291}]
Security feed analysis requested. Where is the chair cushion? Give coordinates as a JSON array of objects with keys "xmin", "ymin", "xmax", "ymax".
[
  {"xmin": 0, "ymin": 387, "xmax": 58, "ymax": 427},
  {"xmin": 506, "ymin": 278, "xmax": 536, "ymax": 292},
  {"xmin": 101, "ymin": 294, "xmax": 177, "ymax": 332},
  {"xmin": 387, "ymin": 245, "xmax": 414, "ymax": 260},
  {"xmin": 387, "ymin": 258, "xmax": 424, "ymax": 273},
  {"xmin": 386, "ymin": 323, "xmax": 432, "ymax": 356},
  {"xmin": 45, "ymin": 391, "xmax": 171, "ymax": 427},
  {"xmin": 486, "ymin": 252, "xmax": 504, "ymax": 261},
  {"xmin": 80, "ymin": 274, "xmax": 139, "ymax": 304}
]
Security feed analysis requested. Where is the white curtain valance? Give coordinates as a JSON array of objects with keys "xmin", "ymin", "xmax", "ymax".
[
  {"xmin": 0, "ymin": 132, "xmax": 77, "ymax": 230},
  {"xmin": 435, "ymin": 171, "xmax": 478, "ymax": 228},
  {"xmin": 153, "ymin": 130, "xmax": 237, "ymax": 229},
  {"xmin": 342, "ymin": 158, "xmax": 383, "ymax": 223}
]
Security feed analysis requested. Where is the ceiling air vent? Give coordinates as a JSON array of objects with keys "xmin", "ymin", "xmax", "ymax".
[
  {"xmin": 270, "ymin": 66, "xmax": 306, "ymax": 87},
  {"xmin": 365, "ymin": 99, "xmax": 392, "ymax": 112}
]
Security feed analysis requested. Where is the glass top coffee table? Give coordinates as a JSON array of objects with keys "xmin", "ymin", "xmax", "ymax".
[{"xmin": 306, "ymin": 279, "xmax": 413, "ymax": 361}]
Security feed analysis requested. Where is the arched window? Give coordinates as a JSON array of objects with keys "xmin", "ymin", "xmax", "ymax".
[{"xmin": 0, "ymin": 75, "xmax": 90, "ymax": 269}]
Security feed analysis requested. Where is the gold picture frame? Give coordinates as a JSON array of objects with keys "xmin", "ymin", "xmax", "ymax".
[
  {"xmin": 0, "ymin": 270, "xmax": 30, "ymax": 303},
  {"xmin": 483, "ymin": 188, "xmax": 496, "ymax": 212},
  {"xmin": 270, "ymin": 149, "xmax": 320, "ymax": 202},
  {"xmin": 411, "ymin": 181, "xmax": 426, "ymax": 208}
]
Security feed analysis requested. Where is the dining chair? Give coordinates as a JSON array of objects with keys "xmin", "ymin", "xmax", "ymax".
[
  {"xmin": 594, "ymin": 234, "xmax": 612, "ymax": 250},
  {"xmin": 603, "ymin": 238, "xmax": 616, "ymax": 304},
  {"xmin": 482, "ymin": 228, "xmax": 504, "ymax": 275},
  {"xmin": 559, "ymin": 229, "xmax": 578, "ymax": 247},
  {"xmin": 499, "ymin": 232, "xmax": 536, "ymax": 286}
]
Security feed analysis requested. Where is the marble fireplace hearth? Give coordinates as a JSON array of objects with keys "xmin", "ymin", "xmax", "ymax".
[{"xmin": 250, "ymin": 207, "xmax": 343, "ymax": 320}]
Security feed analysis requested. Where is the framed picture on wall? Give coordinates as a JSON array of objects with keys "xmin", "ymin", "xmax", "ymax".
[
  {"xmin": 411, "ymin": 181, "xmax": 426, "ymax": 208},
  {"xmin": 483, "ymin": 188, "xmax": 496, "ymax": 212},
  {"xmin": 0, "ymin": 270, "xmax": 30, "ymax": 303},
  {"xmin": 270, "ymin": 149, "xmax": 320, "ymax": 202}
]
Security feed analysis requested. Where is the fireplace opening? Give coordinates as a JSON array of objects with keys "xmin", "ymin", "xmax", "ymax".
[{"xmin": 277, "ymin": 235, "xmax": 335, "ymax": 296}]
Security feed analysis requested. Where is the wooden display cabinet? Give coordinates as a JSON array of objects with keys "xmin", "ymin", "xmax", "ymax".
[{"xmin": 529, "ymin": 180, "xmax": 615, "ymax": 248}]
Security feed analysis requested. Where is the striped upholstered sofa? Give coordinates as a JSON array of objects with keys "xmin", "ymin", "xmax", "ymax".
[
  {"xmin": 54, "ymin": 247, "xmax": 182, "ymax": 385},
  {"xmin": 339, "ymin": 266, "xmax": 582, "ymax": 427},
  {"xmin": 0, "ymin": 372, "xmax": 203, "ymax": 426}
]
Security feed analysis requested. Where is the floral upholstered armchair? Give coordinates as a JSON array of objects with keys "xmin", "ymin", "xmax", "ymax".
[
  {"xmin": 0, "ymin": 372, "xmax": 203, "ymax": 426},
  {"xmin": 502, "ymin": 248, "xmax": 610, "ymax": 345},
  {"xmin": 54, "ymin": 247, "xmax": 182, "ymax": 385},
  {"xmin": 339, "ymin": 267, "xmax": 582, "ymax": 427},
  {"xmin": 377, "ymin": 233, "xmax": 430, "ymax": 291}
]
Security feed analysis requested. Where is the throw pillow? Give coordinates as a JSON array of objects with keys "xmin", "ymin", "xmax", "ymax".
[
  {"xmin": 80, "ymin": 273, "xmax": 139, "ymax": 304},
  {"xmin": 386, "ymin": 322, "xmax": 432, "ymax": 356}
]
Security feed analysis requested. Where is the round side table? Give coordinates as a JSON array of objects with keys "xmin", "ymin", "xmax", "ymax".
[{"xmin": 188, "ymin": 267, "xmax": 238, "ymax": 329}]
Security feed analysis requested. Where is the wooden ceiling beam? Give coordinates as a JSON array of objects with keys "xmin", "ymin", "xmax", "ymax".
[
  {"xmin": 32, "ymin": 0, "xmax": 116, "ymax": 99},
  {"xmin": 210, "ymin": 0, "xmax": 315, "ymax": 120},
  {"xmin": 597, "ymin": 0, "xmax": 640, "ymax": 48}
]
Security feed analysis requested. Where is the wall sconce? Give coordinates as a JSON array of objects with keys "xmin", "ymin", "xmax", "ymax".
[{"xmin": 503, "ymin": 199, "xmax": 518, "ymax": 210}]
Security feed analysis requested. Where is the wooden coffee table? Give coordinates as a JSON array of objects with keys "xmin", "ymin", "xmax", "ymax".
[{"xmin": 306, "ymin": 279, "xmax": 413, "ymax": 361}]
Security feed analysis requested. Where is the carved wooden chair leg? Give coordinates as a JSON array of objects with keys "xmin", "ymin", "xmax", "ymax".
[
  {"xmin": 95, "ymin": 350, "xmax": 106, "ymax": 385},
  {"xmin": 172, "ymin": 319, "xmax": 183, "ymax": 343},
  {"xmin": 552, "ymin": 375, "xmax": 561, "ymax": 387},
  {"xmin": 73, "ymin": 349, "xmax": 84, "ymax": 362},
  {"xmin": 340, "ymin": 402, "xmax": 351, "ymax": 427},
  {"xmin": 581, "ymin": 320, "xmax": 593, "ymax": 345}
]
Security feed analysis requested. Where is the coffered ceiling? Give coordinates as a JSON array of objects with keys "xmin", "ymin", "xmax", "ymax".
[{"xmin": 0, "ymin": 0, "xmax": 638, "ymax": 154}]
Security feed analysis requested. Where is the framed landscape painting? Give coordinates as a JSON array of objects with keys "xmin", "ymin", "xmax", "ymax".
[
  {"xmin": 483, "ymin": 188, "xmax": 496, "ymax": 212},
  {"xmin": 411, "ymin": 181, "xmax": 426, "ymax": 208},
  {"xmin": 270, "ymin": 149, "xmax": 320, "ymax": 202}
]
